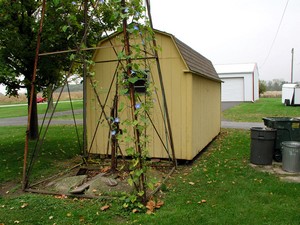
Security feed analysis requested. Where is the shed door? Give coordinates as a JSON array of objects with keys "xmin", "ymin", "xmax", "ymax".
[{"xmin": 221, "ymin": 78, "xmax": 244, "ymax": 101}]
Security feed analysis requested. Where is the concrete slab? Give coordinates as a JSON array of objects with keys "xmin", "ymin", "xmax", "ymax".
[
  {"xmin": 48, "ymin": 175, "xmax": 87, "ymax": 193},
  {"xmin": 250, "ymin": 163, "xmax": 300, "ymax": 183}
]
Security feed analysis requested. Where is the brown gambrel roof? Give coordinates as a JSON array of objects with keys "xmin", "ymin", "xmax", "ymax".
[
  {"xmin": 100, "ymin": 28, "xmax": 220, "ymax": 82},
  {"xmin": 172, "ymin": 36, "xmax": 220, "ymax": 81}
]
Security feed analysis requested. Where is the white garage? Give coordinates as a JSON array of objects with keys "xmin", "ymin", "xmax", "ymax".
[
  {"xmin": 214, "ymin": 63, "xmax": 259, "ymax": 102},
  {"xmin": 221, "ymin": 77, "xmax": 244, "ymax": 101}
]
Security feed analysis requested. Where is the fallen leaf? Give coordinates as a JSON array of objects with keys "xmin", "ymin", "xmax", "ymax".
[
  {"xmin": 188, "ymin": 182, "xmax": 195, "ymax": 185},
  {"xmin": 154, "ymin": 182, "xmax": 161, "ymax": 187},
  {"xmin": 101, "ymin": 166, "xmax": 110, "ymax": 173},
  {"xmin": 155, "ymin": 200, "xmax": 164, "ymax": 208},
  {"xmin": 5, "ymin": 191, "xmax": 9, "ymax": 194},
  {"xmin": 14, "ymin": 221, "xmax": 20, "ymax": 224},
  {"xmin": 146, "ymin": 200, "xmax": 155, "ymax": 212},
  {"xmin": 146, "ymin": 210, "xmax": 153, "ymax": 215},
  {"xmin": 54, "ymin": 195, "xmax": 67, "ymax": 199},
  {"xmin": 132, "ymin": 209, "xmax": 139, "ymax": 213},
  {"xmin": 101, "ymin": 205, "xmax": 110, "ymax": 211},
  {"xmin": 20, "ymin": 203, "xmax": 28, "ymax": 208},
  {"xmin": 49, "ymin": 216, "xmax": 54, "ymax": 220},
  {"xmin": 201, "ymin": 199, "xmax": 207, "ymax": 203}
]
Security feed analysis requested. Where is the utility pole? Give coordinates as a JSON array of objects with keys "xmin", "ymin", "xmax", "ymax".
[{"xmin": 291, "ymin": 48, "xmax": 294, "ymax": 83}]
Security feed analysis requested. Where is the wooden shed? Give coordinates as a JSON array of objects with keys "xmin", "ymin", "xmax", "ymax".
[{"xmin": 86, "ymin": 30, "xmax": 221, "ymax": 160}]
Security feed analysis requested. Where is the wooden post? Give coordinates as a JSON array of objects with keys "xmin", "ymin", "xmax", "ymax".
[{"xmin": 145, "ymin": 0, "xmax": 177, "ymax": 168}]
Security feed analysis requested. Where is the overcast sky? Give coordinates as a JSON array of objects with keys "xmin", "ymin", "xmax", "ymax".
[{"xmin": 150, "ymin": 0, "xmax": 300, "ymax": 82}]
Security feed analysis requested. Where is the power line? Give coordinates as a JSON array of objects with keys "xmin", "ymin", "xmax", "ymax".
[{"xmin": 260, "ymin": 0, "xmax": 290, "ymax": 69}]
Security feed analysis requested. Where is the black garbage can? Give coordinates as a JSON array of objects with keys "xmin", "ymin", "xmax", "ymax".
[
  {"xmin": 263, "ymin": 117, "xmax": 300, "ymax": 161},
  {"xmin": 250, "ymin": 127, "xmax": 276, "ymax": 165}
]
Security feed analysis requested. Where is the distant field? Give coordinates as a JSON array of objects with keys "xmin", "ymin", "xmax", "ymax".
[
  {"xmin": 0, "ymin": 91, "xmax": 83, "ymax": 105},
  {"xmin": 260, "ymin": 91, "xmax": 281, "ymax": 98}
]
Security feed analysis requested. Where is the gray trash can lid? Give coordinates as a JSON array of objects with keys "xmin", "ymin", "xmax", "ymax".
[
  {"xmin": 250, "ymin": 127, "xmax": 276, "ymax": 131},
  {"xmin": 281, "ymin": 141, "xmax": 300, "ymax": 148}
]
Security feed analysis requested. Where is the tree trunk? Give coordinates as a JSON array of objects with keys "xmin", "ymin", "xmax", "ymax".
[
  {"xmin": 28, "ymin": 89, "xmax": 39, "ymax": 140},
  {"xmin": 47, "ymin": 86, "xmax": 54, "ymax": 112}
]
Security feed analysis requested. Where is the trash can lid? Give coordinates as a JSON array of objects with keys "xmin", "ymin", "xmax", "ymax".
[
  {"xmin": 263, "ymin": 117, "xmax": 300, "ymax": 122},
  {"xmin": 281, "ymin": 141, "xmax": 300, "ymax": 148},
  {"xmin": 250, "ymin": 127, "xmax": 276, "ymax": 131}
]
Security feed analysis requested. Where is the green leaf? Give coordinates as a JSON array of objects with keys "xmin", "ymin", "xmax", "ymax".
[
  {"xmin": 126, "ymin": 147, "xmax": 134, "ymax": 155},
  {"xmin": 120, "ymin": 88, "xmax": 128, "ymax": 95},
  {"xmin": 52, "ymin": 0, "xmax": 60, "ymax": 6},
  {"xmin": 147, "ymin": 182, "xmax": 154, "ymax": 190},
  {"xmin": 126, "ymin": 28, "xmax": 135, "ymax": 34},
  {"xmin": 133, "ymin": 159, "xmax": 139, "ymax": 167},
  {"xmin": 137, "ymin": 191, "xmax": 144, "ymax": 197},
  {"xmin": 118, "ymin": 102, "xmax": 125, "ymax": 112},
  {"xmin": 69, "ymin": 54, "xmax": 75, "ymax": 61},
  {"xmin": 117, "ymin": 51, "xmax": 125, "ymax": 59},
  {"xmin": 128, "ymin": 178, "xmax": 134, "ymax": 186},
  {"xmin": 133, "ymin": 120, "xmax": 139, "ymax": 126},
  {"xmin": 134, "ymin": 169, "xmax": 143, "ymax": 177},
  {"xmin": 129, "ymin": 195, "xmax": 137, "ymax": 203},
  {"xmin": 137, "ymin": 202, "xmax": 144, "ymax": 209},
  {"xmin": 128, "ymin": 76, "xmax": 139, "ymax": 84},
  {"xmin": 67, "ymin": 34, "xmax": 73, "ymax": 40},
  {"xmin": 62, "ymin": 25, "xmax": 68, "ymax": 32}
]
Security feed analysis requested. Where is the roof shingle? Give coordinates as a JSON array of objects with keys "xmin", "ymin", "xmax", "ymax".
[{"xmin": 172, "ymin": 37, "xmax": 220, "ymax": 81}]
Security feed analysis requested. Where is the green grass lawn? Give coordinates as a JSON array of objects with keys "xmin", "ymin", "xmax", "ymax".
[
  {"xmin": 1, "ymin": 127, "xmax": 299, "ymax": 224},
  {"xmin": 222, "ymin": 98, "xmax": 300, "ymax": 122},
  {"xmin": 0, "ymin": 126, "xmax": 82, "ymax": 183},
  {"xmin": 0, "ymin": 100, "xmax": 83, "ymax": 119}
]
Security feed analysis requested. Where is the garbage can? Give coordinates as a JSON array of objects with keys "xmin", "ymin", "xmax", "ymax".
[
  {"xmin": 263, "ymin": 117, "xmax": 300, "ymax": 161},
  {"xmin": 281, "ymin": 141, "xmax": 300, "ymax": 172},
  {"xmin": 250, "ymin": 127, "xmax": 276, "ymax": 165}
]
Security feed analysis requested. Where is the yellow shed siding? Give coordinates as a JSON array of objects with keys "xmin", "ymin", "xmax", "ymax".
[
  {"xmin": 155, "ymin": 34, "xmax": 191, "ymax": 159},
  {"xmin": 191, "ymin": 74, "xmax": 221, "ymax": 159},
  {"xmin": 86, "ymin": 31, "xmax": 220, "ymax": 160}
]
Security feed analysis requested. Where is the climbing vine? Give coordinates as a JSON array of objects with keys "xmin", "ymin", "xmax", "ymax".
[
  {"xmin": 80, "ymin": 0, "xmax": 160, "ymax": 209},
  {"xmin": 107, "ymin": 0, "xmax": 157, "ymax": 206}
]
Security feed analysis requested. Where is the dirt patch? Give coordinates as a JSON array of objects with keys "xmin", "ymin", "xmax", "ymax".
[
  {"xmin": 26, "ymin": 160, "xmax": 174, "ymax": 198},
  {"xmin": 0, "ymin": 180, "xmax": 24, "ymax": 198}
]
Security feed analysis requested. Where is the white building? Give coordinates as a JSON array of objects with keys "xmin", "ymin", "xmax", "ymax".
[
  {"xmin": 214, "ymin": 63, "xmax": 259, "ymax": 102},
  {"xmin": 282, "ymin": 83, "xmax": 300, "ymax": 105}
]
